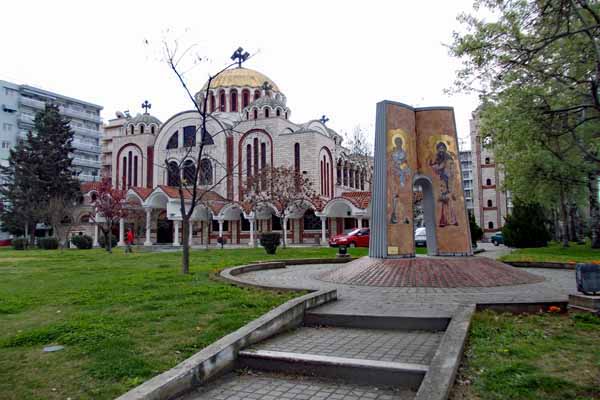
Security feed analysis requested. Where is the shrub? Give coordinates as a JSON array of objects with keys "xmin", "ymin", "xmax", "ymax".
[
  {"xmin": 502, "ymin": 200, "xmax": 551, "ymax": 248},
  {"xmin": 259, "ymin": 232, "xmax": 281, "ymax": 255},
  {"xmin": 99, "ymin": 234, "xmax": 118, "ymax": 249},
  {"xmin": 38, "ymin": 237, "xmax": 59, "ymax": 250},
  {"xmin": 12, "ymin": 238, "xmax": 27, "ymax": 250},
  {"xmin": 469, "ymin": 213, "xmax": 483, "ymax": 246},
  {"xmin": 71, "ymin": 234, "xmax": 93, "ymax": 249}
]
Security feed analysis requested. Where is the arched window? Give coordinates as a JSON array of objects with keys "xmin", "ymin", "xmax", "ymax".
[
  {"xmin": 349, "ymin": 168, "xmax": 354, "ymax": 188},
  {"xmin": 130, "ymin": 125, "xmax": 134, "ymax": 135},
  {"xmin": 303, "ymin": 209, "xmax": 322, "ymax": 230},
  {"xmin": 265, "ymin": 108, "xmax": 270, "ymax": 118},
  {"xmin": 219, "ymin": 90, "xmax": 226, "ymax": 112},
  {"xmin": 486, "ymin": 178, "xmax": 492, "ymax": 186},
  {"xmin": 167, "ymin": 161, "xmax": 180, "ymax": 186},
  {"xmin": 487, "ymin": 199, "xmax": 493, "ymax": 207},
  {"xmin": 230, "ymin": 89, "xmax": 238, "ymax": 112},
  {"xmin": 246, "ymin": 144, "xmax": 252, "ymax": 178},
  {"xmin": 166, "ymin": 131, "xmax": 178, "ymax": 149},
  {"xmin": 199, "ymin": 159, "xmax": 213, "ymax": 185},
  {"xmin": 151, "ymin": 125, "xmax": 155, "ymax": 134},
  {"xmin": 254, "ymin": 90, "xmax": 260, "ymax": 100},
  {"xmin": 133, "ymin": 155, "xmax": 138, "ymax": 186},
  {"xmin": 294, "ymin": 143, "xmax": 300, "ymax": 173},
  {"xmin": 246, "ymin": 111, "xmax": 249, "ymax": 119},
  {"xmin": 122, "ymin": 156, "xmax": 127, "ymax": 187},
  {"xmin": 183, "ymin": 160, "xmax": 195, "ymax": 185},
  {"xmin": 337, "ymin": 160, "xmax": 342, "ymax": 185},
  {"xmin": 209, "ymin": 92, "xmax": 216, "ymax": 112},
  {"xmin": 253, "ymin": 138, "xmax": 259, "ymax": 176},
  {"xmin": 140, "ymin": 125, "xmax": 144, "ymax": 134},
  {"xmin": 253, "ymin": 109, "xmax": 258, "ymax": 119},
  {"xmin": 127, "ymin": 151, "xmax": 133, "ymax": 187},
  {"xmin": 343, "ymin": 162, "xmax": 348, "ymax": 186},
  {"xmin": 285, "ymin": 112, "xmax": 288, "ymax": 119},
  {"xmin": 242, "ymin": 89, "xmax": 250, "ymax": 108},
  {"xmin": 360, "ymin": 171, "xmax": 365, "ymax": 190},
  {"xmin": 183, "ymin": 126, "xmax": 196, "ymax": 147},
  {"xmin": 488, "ymin": 221, "xmax": 494, "ymax": 229},
  {"xmin": 485, "ymin": 157, "xmax": 490, "ymax": 164},
  {"xmin": 276, "ymin": 108, "xmax": 281, "ymax": 117}
]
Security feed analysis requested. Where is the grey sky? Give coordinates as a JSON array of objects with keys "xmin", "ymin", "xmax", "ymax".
[{"xmin": 1, "ymin": 0, "xmax": 479, "ymax": 149}]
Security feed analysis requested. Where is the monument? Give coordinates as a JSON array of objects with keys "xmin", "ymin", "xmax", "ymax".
[{"xmin": 369, "ymin": 101, "xmax": 472, "ymax": 258}]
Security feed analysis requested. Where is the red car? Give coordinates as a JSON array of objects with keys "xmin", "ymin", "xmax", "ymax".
[{"xmin": 329, "ymin": 228, "xmax": 370, "ymax": 248}]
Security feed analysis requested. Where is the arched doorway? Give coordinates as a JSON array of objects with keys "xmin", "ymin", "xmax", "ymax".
[
  {"xmin": 414, "ymin": 176, "xmax": 437, "ymax": 255},
  {"xmin": 156, "ymin": 211, "xmax": 173, "ymax": 244}
]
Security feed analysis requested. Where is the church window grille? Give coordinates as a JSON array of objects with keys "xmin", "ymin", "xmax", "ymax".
[
  {"xmin": 127, "ymin": 151, "xmax": 133, "ymax": 187},
  {"xmin": 294, "ymin": 143, "xmax": 300, "ymax": 173},
  {"xmin": 166, "ymin": 131, "xmax": 178, "ymax": 149},
  {"xmin": 230, "ymin": 90, "xmax": 238, "ymax": 112},
  {"xmin": 183, "ymin": 125, "xmax": 196, "ymax": 147},
  {"xmin": 133, "ymin": 156, "xmax": 138, "ymax": 187},
  {"xmin": 219, "ymin": 90, "xmax": 226, "ymax": 112},
  {"xmin": 246, "ymin": 144, "xmax": 252, "ymax": 178},
  {"xmin": 183, "ymin": 160, "xmax": 196, "ymax": 185},
  {"xmin": 199, "ymin": 159, "xmax": 213, "ymax": 186},
  {"xmin": 167, "ymin": 161, "xmax": 180, "ymax": 186}
]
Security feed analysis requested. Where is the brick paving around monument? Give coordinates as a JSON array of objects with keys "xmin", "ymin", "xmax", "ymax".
[
  {"xmin": 320, "ymin": 257, "xmax": 543, "ymax": 288},
  {"xmin": 248, "ymin": 326, "xmax": 442, "ymax": 365},
  {"xmin": 185, "ymin": 372, "xmax": 416, "ymax": 400}
]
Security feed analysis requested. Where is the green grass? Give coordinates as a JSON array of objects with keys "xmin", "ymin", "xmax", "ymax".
[
  {"xmin": 0, "ymin": 246, "xmax": 367, "ymax": 400},
  {"xmin": 501, "ymin": 241, "xmax": 600, "ymax": 263},
  {"xmin": 452, "ymin": 311, "xmax": 600, "ymax": 400}
]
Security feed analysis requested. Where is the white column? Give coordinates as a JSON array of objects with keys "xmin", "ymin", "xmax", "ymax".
[
  {"xmin": 283, "ymin": 217, "xmax": 288, "ymax": 246},
  {"xmin": 118, "ymin": 218, "xmax": 125, "ymax": 246},
  {"xmin": 93, "ymin": 224, "xmax": 99, "ymax": 247},
  {"xmin": 144, "ymin": 208, "xmax": 152, "ymax": 246},
  {"xmin": 218, "ymin": 220, "xmax": 224, "ymax": 238},
  {"xmin": 320, "ymin": 216, "xmax": 327, "ymax": 246},
  {"xmin": 188, "ymin": 220, "xmax": 194, "ymax": 246},
  {"xmin": 357, "ymin": 217, "xmax": 363, "ymax": 228},
  {"xmin": 173, "ymin": 220, "xmax": 180, "ymax": 246},
  {"xmin": 249, "ymin": 219, "xmax": 255, "ymax": 247}
]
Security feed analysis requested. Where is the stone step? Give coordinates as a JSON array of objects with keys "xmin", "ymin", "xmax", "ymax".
[
  {"xmin": 180, "ymin": 370, "xmax": 417, "ymax": 399},
  {"xmin": 304, "ymin": 311, "xmax": 450, "ymax": 331},
  {"xmin": 238, "ymin": 349, "xmax": 427, "ymax": 390}
]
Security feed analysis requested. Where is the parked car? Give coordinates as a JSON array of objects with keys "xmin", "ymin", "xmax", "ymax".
[
  {"xmin": 329, "ymin": 228, "xmax": 370, "ymax": 248},
  {"xmin": 415, "ymin": 227, "xmax": 427, "ymax": 247},
  {"xmin": 490, "ymin": 232, "xmax": 504, "ymax": 246}
]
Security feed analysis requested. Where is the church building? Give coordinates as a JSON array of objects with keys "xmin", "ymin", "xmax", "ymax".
[{"xmin": 78, "ymin": 65, "xmax": 372, "ymax": 247}]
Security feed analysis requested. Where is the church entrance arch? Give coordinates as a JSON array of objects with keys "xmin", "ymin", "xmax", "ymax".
[
  {"xmin": 156, "ymin": 211, "xmax": 174, "ymax": 244},
  {"xmin": 414, "ymin": 176, "xmax": 437, "ymax": 256}
]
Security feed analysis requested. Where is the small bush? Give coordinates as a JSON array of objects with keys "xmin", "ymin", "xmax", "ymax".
[
  {"xmin": 502, "ymin": 200, "xmax": 551, "ymax": 248},
  {"xmin": 38, "ymin": 237, "xmax": 59, "ymax": 250},
  {"xmin": 99, "ymin": 234, "xmax": 118, "ymax": 249},
  {"xmin": 259, "ymin": 232, "xmax": 281, "ymax": 255},
  {"xmin": 469, "ymin": 213, "xmax": 483, "ymax": 246},
  {"xmin": 71, "ymin": 234, "xmax": 93, "ymax": 249},
  {"xmin": 12, "ymin": 238, "xmax": 27, "ymax": 250}
]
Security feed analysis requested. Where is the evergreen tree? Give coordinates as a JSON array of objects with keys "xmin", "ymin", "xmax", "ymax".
[
  {"xmin": 469, "ymin": 212, "xmax": 483, "ymax": 246},
  {"xmin": 502, "ymin": 200, "xmax": 551, "ymax": 248}
]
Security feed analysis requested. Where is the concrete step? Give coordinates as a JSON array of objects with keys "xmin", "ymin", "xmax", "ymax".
[
  {"xmin": 238, "ymin": 349, "xmax": 427, "ymax": 390},
  {"xmin": 304, "ymin": 312, "xmax": 450, "ymax": 331},
  {"xmin": 180, "ymin": 370, "xmax": 417, "ymax": 399}
]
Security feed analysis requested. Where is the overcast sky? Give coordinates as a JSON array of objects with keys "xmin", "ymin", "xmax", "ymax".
[{"xmin": 1, "ymin": 0, "xmax": 479, "ymax": 149}]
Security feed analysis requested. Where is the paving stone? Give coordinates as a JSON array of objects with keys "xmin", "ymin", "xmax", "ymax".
[
  {"xmin": 181, "ymin": 372, "xmax": 415, "ymax": 400},
  {"xmin": 249, "ymin": 326, "xmax": 442, "ymax": 365}
]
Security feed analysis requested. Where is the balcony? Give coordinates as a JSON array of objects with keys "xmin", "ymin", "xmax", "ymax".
[
  {"xmin": 19, "ymin": 96, "xmax": 46, "ymax": 109},
  {"xmin": 18, "ymin": 112, "xmax": 35, "ymax": 126},
  {"xmin": 72, "ymin": 157, "xmax": 100, "ymax": 168},
  {"xmin": 78, "ymin": 174, "xmax": 100, "ymax": 182},
  {"xmin": 61, "ymin": 106, "xmax": 102, "ymax": 123},
  {"xmin": 71, "ymin": 125, "xmax": 101, "ymax": 138},
  {"xmin": 72, "ymin": 140, "xmax": 100, "ymax": 153}
]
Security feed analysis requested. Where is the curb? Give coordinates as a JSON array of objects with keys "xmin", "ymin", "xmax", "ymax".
[
  {"xmin": 115, "ymin": 289, "xmax": 337, "ymax": 400},
  {"xmin": 505, "ymin": 261, "xmax": 576, "ymax": 270}
]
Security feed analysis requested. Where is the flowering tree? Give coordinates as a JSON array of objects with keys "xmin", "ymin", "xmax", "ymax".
[
  {"xmin": 90, "ymin": 177, "xmax": 129, "ymax": 253},
  {"xmin": 243, "ymin": 166, "xmax": 316, "ymax": 248}
]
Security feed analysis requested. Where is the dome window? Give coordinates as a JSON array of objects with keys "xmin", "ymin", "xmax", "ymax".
[
  {"xmin": 242, "ymin": 89, "xmax": 250, "ymax": 108},
  {"xmin": 253, "ymin": 109, "xmax": 258, "ymax": 119},
  {"xmin": 230, "ymin": 89, "xmax": 238, "ymax": 112},
  {"xmin": 130, "ymin": 125, "xmax": 134, "ymax": 135},
  {"xmin": 151, "ymin": 125, "xmax": 155, "ymax": 134},
  {"xmin": 167, "ymin": 131, "xmax": 178, "ymax": 149},
  {"xmin": 140, "ymin": 125, "xmax": 144, "ymax": 134},
  {"xmin": 276, "ymin": 109, "xmax": 281, "ymax": 117},
  {"xmin": 265, "ymin": 108, "xmax": 270, "ymax": 118},
  {"xmin": 219, "ymin": 90, "xmax": 226, "ymax": 112}
]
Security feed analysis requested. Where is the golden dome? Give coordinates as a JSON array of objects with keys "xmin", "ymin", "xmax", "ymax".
[{"xmin": 200, "ymin": 67, "xmax": 280, "ymax": 92}]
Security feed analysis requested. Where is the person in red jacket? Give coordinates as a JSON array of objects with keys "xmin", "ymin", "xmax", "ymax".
[{"xmin": 125, "ymin": 229, "xmax": 134, "ymax": 253}]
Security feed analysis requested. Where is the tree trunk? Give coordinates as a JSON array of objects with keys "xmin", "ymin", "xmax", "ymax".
[
  {"xmin": 280, "ymin": 216, "xmax": 287, "ymax": 249},
  {"xmin": 588, "ymin": 171, "xmax": 600, "ymax": 248},
  {"xmin": 559, "ymin": 187, "xmax": 570, "ymax": 248},
  {"xmin": 24, "ymin": 223, "xmax": 29, "ymax": 249},
  {"xmin": 107, "ymin": 221, "xmax": 113, "ymax": 253},
  {"xmin": 182, "ymin": 215, "xmax": 190, "ymax": 274},
  {"xmin": 568, "ymin": 203, "xmax": 578, "ymax": 243}
]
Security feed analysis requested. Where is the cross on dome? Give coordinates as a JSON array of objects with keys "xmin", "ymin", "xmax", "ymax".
[
  {"xmin": 320, "ymin": 115, "xmax": 330, "ymax": 125},
  {"xmin": 141, "ymin": 100, "xmax": 151, "ymax": 114},
  {"xmin": 230, "ymin": 47, "xmax": 250, "ymax": 68}
]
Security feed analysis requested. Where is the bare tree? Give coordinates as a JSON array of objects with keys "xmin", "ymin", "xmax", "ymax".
[
  {"xmin": 343, "ymin": 125, "xmax": 374, "ymax": 189},
  {"xmin": 160, "ymin": 43, "xmax": 250, "ymax": 273},
  {"xmin": 46, "ymin": 195, "xmax": 75, "ymax": 248},
  {"xmin": 243, "ymin": 166, "xmax": 316, "ymax": 248},
  {"xmin": 90, "ymin": 176, "xmax": 129, "ymax": 253}
]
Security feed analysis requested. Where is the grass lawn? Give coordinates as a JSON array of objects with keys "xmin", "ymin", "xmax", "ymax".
[
  {"xmin": 0, "ymin": 246, "xmax": 367, "ymax": 400},
  {"xmin": 501, "ymin": 241, "xmax": 600, "ymax": 263},
  {"xmin": 452, "ymin": 311, "xmax": 600, "ymax": 400}
]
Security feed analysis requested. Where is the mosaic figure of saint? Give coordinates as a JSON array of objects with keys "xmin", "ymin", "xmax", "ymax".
[
  {"xmin": 429, "ymin": 142, "xmax": 458, "ymax": 227},
  {"xmin": 390, "ymin": 137, "xmax": 411, "ymax": 187}
]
